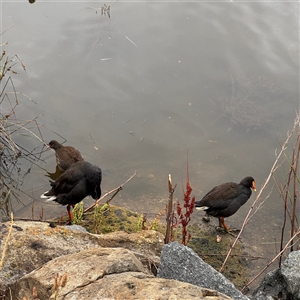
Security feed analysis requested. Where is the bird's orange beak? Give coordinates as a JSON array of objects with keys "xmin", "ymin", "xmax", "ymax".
[{"xmin": 252, "ymin": 181, "xmax": 256, "ymax": 191}]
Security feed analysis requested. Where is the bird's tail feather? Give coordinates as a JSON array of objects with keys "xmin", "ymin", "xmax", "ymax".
[
  {"xmin": 196, "ymin": 206, "xmax": 209, "ymax": 211},
  {"xmin": 41, "ymin": 192, "xmax": 57, "ymax": 201},
  {"xmin": 44, "ymin": 196, "xmax": 57, "ymax": 202},
  {"xmin": 40, "ymin": 192, "xmax": 50, "ymax": 199}
]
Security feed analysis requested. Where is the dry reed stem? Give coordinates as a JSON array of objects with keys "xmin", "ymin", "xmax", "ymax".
[
  {"xmin": 0, "ymin": 212, "xmax": 13, "ymax": 270},
  {"xmin": 272, "ymin": 128, "xmax": 300, "ymax": 265},
  {"xmin": 164, "ymin": 174, "xmax": 176, "ymax": 244},
  {"xmin": 290, "ymin": 131, "xmax": 300, "ymax": 251},
  {"xmin": 220, "ymin": 111, "xmax": 300, "ymax": 273},
  {"xmin": 151, "ymin": 206, "xmax": 167, "ymax": 230},
  {"xmin": 241, "ymin": 228, "xmax": 300, "ymax": 293},
  {"xmin": 0, "ymin": 25, "xmax": 14, "ymax": 37}
]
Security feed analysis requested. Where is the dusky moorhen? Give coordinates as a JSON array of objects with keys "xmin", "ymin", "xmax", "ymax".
[
  {"xmin": 41, "ymin": 160, "xmax": 102, "ymax": 222},
  {"xmin": 195, "ymin": 176, "xmax": 256, "ymax": 231},
  {"xmin": 48, "ymin": 140, "xmax": 83, "ymax": 172}
]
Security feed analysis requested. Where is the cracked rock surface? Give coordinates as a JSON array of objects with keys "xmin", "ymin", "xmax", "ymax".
[
  {"xmin": 9, "ymin": 247, "xmax": 232, "ymax": 300},
  {"xmin": 2, "ymin": 221, "xmax": 233, "ymax": 299}
]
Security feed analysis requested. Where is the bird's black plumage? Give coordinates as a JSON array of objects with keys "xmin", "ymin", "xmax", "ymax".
[
  {"xmin": 195, "ymin": 176, "xmax": 256, "ymax": 231},
  {"xmin": 41, "ymin": 161, "xmax": 102, "ymax": 221}
]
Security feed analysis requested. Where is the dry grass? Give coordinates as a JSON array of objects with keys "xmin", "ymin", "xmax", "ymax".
[
  {"xmin": 0, "ymin": 213, "xmax": 13, "ymax": 299},
  {"xmin": 0, "ymin": 212, "xmax": 13, "ymax": 270},
  {"xmin": 0, "ymin": 44, "xmax": 47, "ymax": 218},
  {"xmin": 53, "ymin": 273, "xmax": 68, "ymax": 300}
]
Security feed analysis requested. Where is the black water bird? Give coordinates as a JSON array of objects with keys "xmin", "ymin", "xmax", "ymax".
[
  {"xmin": 41, "ymin": 161, "xmax": 102, "ymax": 222},
  {"xmin": 195, "ymin": 176, "xmax": 256, "ymax": 231}
]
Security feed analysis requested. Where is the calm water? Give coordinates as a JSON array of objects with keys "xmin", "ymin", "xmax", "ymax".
[{"xmin": 1, "ymin": 0, "xmax": 299, "ymax": 290}]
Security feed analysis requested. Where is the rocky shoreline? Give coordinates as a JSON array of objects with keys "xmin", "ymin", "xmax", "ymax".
[{"xmin": 1, "ymin": 220, "xmax": 299, "ymax": 299}]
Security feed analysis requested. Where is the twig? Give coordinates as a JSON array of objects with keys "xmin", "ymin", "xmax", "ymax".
[
  {"xmin": 105, "ymin": 187, "xmax": 122, "ymax": 205},
  {"xmin": 241, "ymin": 229, "xmax": 300, "ymax": 293},
  {"xmin": 290, "ymin": 131, "xmax": 300, "ymax": 251},
  {"xmin": 7, "ymin": 115, "xmax": 46, "ymax": 144},
  {"xmin": 83, "ymin": 170, "xmax": 137, "ymax": 213},
  {"xmin": 0, "ymin": 212, "xmax": 13, "ymax": 270},
  {"xmin": 272, "ymin": 128, "xmax": 300, "ymax": 265},
  {"xmin": 220, "ymin": 111, "xmax": 300, "ymax": 273},
  {"xmin": 150, "ymin": 206, "xmax": 167, "ymax": 230},
  {"xmin": 164, "ymin": 174, "xmax": 177, "ymax": 244},
  {"xmin": 0, "ymin": 24, "xmax": 14, "ymax": 36},
  {"xmin": 200, "ymin": 253, "xmax": 263, "ymax": 260},
  {"xmin": 125, "ymin": 36, "xmax": 137, "ymax": 47}
]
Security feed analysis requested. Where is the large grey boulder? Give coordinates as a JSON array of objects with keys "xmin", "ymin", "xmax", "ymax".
[
  {"xmin": 252, "ymin": 250, "xmax": 300, "ymax": 300},
  {"xmin": 157, "ymin": 241, "xmax": 249, "ymax": 300}
]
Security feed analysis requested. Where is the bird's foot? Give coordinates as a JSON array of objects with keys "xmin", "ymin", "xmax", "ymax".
[
  {"xmin": 216, "ymin": 226, "xmax": 225, "ymax": 232},
  {"xmin": 215, "ymin": 226, "xmax": 240, "ymax": 235},
  {"xmin": 202, "ymin": 216, "xmax": 210, "ymax": 223},
  {"xmin": 65, "ymin": 220, "xmax": 72, "ymax": 226},
  {"xmin": 225, "ymin": 228, "xmax": 242, "ymax": 238},
  {"xmin": 228, "ymin": 228, "xmax": 241, "ymax": 237}
]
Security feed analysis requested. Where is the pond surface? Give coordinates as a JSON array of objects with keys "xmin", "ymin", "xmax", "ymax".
[{"xmin": 1, "ymin": 0, "xmax": 299, "ymax": 292}]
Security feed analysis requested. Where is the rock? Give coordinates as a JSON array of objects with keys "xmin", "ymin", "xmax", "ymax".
[
  {"xmin": 66, "ymin": 224, "xmax": 88, "ymax": 233},
  {"xmin": 8, "ymin": 247, "xmax": 232, "ymax": 300},
  {"xmin": 157, "ymin": 241, "xmax": 249, "ymax": 300},
  {"xmin": 0, "ymin": 221, "xmax": 102, "ymax": 288},
  {"xmin": 1, "ymin": 221, "xmax": 234, "ymax": 299},
  {"xmin": 281, "ymin": 250, "xmax": 300, "ymax": 298},
  {"xmin": 252, "ymin": 250, "xmax": 300, "ymax": 300},
  {"xmin": 0, "ymin": 221, "xmax": 163, "ymax": 289}
]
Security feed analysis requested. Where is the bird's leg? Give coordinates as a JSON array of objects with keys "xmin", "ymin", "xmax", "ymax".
[
  {"xmin": 219, "ymin": 217, "xmax": 229, "ymax": 232},
  {"xmin": 67, "ymin": 204, "xmax": 73, "ymax": 224},
  {"xmin": 219, "ymin": 217, "xmax": 240, "ymax": 234}
]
